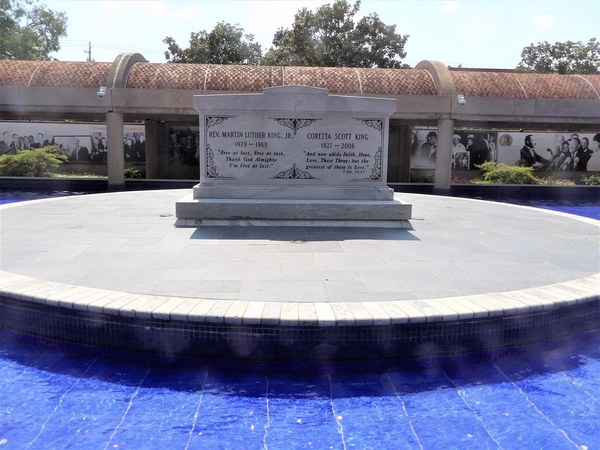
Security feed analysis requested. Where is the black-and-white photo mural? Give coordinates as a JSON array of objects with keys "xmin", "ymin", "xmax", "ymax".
[{"xmin": 411, "ymin": 128, "xmax": 600, "ymax": 171}]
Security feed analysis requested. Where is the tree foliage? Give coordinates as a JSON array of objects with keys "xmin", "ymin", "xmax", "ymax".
[
  {"xmin": 516, "ymin": 38, "xmax": 600, "ymax": 74},
  {"xmin": 0, "ymin": 0, "xmax": 68, "ymax": 60},
  {"xmin": 0, "ymin": 146, "xmax": 67, "ymax": 177},
  {"xmin": 163, "ymin": 21, "xmax": 262, "ymax": 65},
  {"xmin": 263, "ymin": 0, "xmax": 409, "ymax": 68},
  {"xmin": 474, "ymin": 161, "xmax": 540, "ymax": 185}
]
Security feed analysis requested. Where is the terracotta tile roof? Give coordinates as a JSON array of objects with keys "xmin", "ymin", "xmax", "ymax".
[
  {"xmin": 280, "ymin": 66, "xmax": 360, "ymax": 93},
  {"xmin": 127, "ymin": 64, "xmax": 287, "ymax": 91},
  {"xmin": 205, "ymin": 65, "xmax": 283, "ymax": 91},
  {"xmin": 0, "ymin": 60, "xmax": 110, "ymax": 88},
  {"xmin": 451, "ymin": 70, "xmax": 600, "ymax": 99},
  {"xmin": 357, "ymin": 68, "xmax": 437, "ymax": 95},
  {"xmin": 451, "ymin": 71, "xmax": 525, "ymax": 98},
  {"xmin": 579, "ymin": 74, "xmax": 600, "ymax": 97},
  {"xmin": 125, "ymin": 63, "xmax": 437, "ymax": 95},
  {"xmin": 127, "ymin": 63, "xmax": 207, "ymax": 90},
  {"xmin": 514, "ymin": 73, "xmax": 599, "ymax": 99},
  {"xmin": 1, "ymin": 60, "xmax": 598, "ymax": 100}
]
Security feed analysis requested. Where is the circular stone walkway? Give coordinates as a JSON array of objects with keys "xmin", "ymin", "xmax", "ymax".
[{"xmin": 0, "ymin": 190, "xmax": 598, "ymax": 327}]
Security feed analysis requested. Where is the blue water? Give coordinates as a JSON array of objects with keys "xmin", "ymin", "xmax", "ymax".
[
  {"xmin": 0, "ymin": 190, "xmax": 88, "ymax": 205},
  {"xmin": 507, "ymin": 199, "xmax": 600, "ymax": 221},
  {"xmin": 542, "ymin": 204, "xmax": 599, "ymax": 220},
  {"xmin": 1, "ymin": 190, "xmax": 598, "ymax": 219},
  {"xmin": 0, "ymin": 330, "xmax": 598, "ymax": 449},
  {"xmin": 1, "ymin": 191, "xmax": 599, "ymax": 449}
]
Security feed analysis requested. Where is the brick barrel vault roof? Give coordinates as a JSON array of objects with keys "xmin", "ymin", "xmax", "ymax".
[
  {"xmin": 125, "ymin": 63, "xmax": 438, "ymax": 95},
  {"xmin": 451, "ymin": 70, "xmax": 600, "ymax": 100},
  {"xmin": 0, "ymin": 60, "xmax": 111, "ymax": 88},
  {"xmin": 1, "ymin": 59, "xmax": 598, "ymax": 100}
]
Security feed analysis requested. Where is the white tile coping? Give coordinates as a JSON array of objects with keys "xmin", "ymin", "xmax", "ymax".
[{"xmin": 1, "ymin": 270, "xmax": 598, "ymax": 327}]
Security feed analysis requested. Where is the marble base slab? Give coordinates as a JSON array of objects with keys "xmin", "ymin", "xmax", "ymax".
[
  {"xmin": 175, "ymin": 218, "xmax": 413, "ymax": 228},
  {"xmin": 175, "ymin": 194, "xmax": 412, "ymax": 226},
  {"xmin": 192, "ymin": 184, "xmax": 395, "ymax": 201}
]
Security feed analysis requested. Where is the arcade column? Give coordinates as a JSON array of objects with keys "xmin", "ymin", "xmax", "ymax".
[
  {"xmin": 144, "ymin": 119, "xmax": 158, "ymax": 179},
  {"xmin": 107, "ymin": 112, "xmax": 125, "ymax": 190},
  {"xmin": 434, "ymin": 118, "xmax": 453, "ymax": 192},
  {"xmin": 386, "ymin": 123, "xmax": 412, "ymax": 183}
]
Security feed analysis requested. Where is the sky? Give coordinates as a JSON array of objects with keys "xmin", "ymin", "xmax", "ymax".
[{"xmin": 46, "ymin": 0, "xmax": 599, "ymax": 69}]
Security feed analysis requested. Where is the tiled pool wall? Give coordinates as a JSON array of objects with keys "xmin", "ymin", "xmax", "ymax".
[{"xmin": 1, "ymin": 295, "xmax": 597, "ymax": 361}]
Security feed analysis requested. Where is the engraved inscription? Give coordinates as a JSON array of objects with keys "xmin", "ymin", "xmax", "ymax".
[{"xmin": 203, "ymin": 114, "xmax": 384, "ymax": 184}]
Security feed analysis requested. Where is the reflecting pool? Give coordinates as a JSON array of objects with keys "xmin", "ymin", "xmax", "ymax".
[
  {"xmin": 0, "ymin": 329, "xmax": 598, "ymax": 449},
  {"xmin": 0, "ymin": 190, "xmax": 598, "ymax": 449}
]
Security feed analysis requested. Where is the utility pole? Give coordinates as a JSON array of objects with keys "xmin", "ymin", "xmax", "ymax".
[{"xmin": 84, "ymin": 42, "xmax": 92, "ymax": 62}]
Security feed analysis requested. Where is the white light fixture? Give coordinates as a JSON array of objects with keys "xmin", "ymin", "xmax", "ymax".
[
  {"xmin": 457, "ymin": 94, "xmax": 466, "ymax": 105},
  {"xmin": 97, "ymin": 86, "xmax": 106, "ymax": 97}
]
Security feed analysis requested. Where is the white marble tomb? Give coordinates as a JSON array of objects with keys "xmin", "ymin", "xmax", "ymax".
[{"xmin": 175, "ymin": 85, "xmax": 412, "ymax": 227}]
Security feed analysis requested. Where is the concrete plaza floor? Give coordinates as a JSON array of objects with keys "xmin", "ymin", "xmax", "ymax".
[{"xmin": 0, "ymin": 189, "xmax": 598, "ymax": 326}]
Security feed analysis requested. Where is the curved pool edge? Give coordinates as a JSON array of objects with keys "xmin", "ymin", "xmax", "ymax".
[{"xmin": 1, "ymin": 270, "xmax": 598, "ymax": 361}]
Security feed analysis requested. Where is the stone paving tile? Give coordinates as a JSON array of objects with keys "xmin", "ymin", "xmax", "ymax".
[
  {"xmin": 314, "ymin": 303, "xmax": 336, "ymax": 325},
  {"xmin": 137, "ymin": 257, "xmax": 208, "ymax": 270},
  {"xmin": 347, "ymin": 302, "xmax": 374, "ymax": 325},
  {"xmin": 87, "ymin": 290, "xmax": 128, "ymax": 313},
  {"xmin": 280, "ymin": 302, "xmax": 299, "ymax": 325},
  {"xmin": 225, "ymin": 301, "xmax": 249, "ymax": 324},
  {"xmin": 298, "ymin": 302, "xmax": 317, "ymax": 325},
  {"xmin": 8, "ymin": 278, "xmax": 56, "ymax": 301},
  {"xmin": 331, "ymin": 303, "xmax": 355, "ymax": 325},
  {"xmin": 413, "ymin": 290, "xmax": 460, "ymax": 299},
  {"xmin": 282, "ymin": 268, "xmax": 359, "ymax": 281},
  {"xmin": 242, "ymin": 301, "xmax": 266, "ymax": 324},
  {"xmin": 392, "ymin": 302, "xmax": 427, "ymax": 323},
  {"xmin": 85, "ymin": 238, "xmax": 133, "ymax": 253},
  {"xmin": 1, "ymin": 191, "xmax": 598, "ymax": 327},
  {"xmin": 245, "ymin": 242, "xmax": 286, "ymax": 257},
  {"xmin": 169, "ymin": 298, "xmax": 202, "ymax": 321},
  {"xmin": 240, "ymin": 279, "xmax": 328, "ymax": 302},
  {"xmin": 327, "ymin": 289, "xmax": 418, "ymax": 302},
  {"xmin": 361, "ymin": 302, "xmax": 391, "ymax": 325},
  {"xmin": 314, "ymin": 252, "xmax": 390, "ymax": 270},
  {"xmin": 151, "ymin": 280, "xmax": 240, "ymax": 300},
  {"xmin": 278, "ymin": 240, "xmax": 344, "ymax": 252},
  {"xmin": 161, "ymin": 268, "xmax": 209, "ymax": 281},
  {"xmin": 440, "ymin": 297, "xmax": 475, "ymax": 319},
  {"xmin": 75, "ymin": 268, "xmax": 162, "ymax": 293},
  {"xmin": 178, "ymin": 244, "xmax": 249, "ymax": 260},
  {"xmin": 261, "ymin": 302, "xmax": 282, "ymax": 325},
  {"xmin": 204, "ymin": 260, "xmax": 281, "ymax": 280},
  {"xmin": 187, "ymin": 299, "xmax": 217, "ymax": 321},
  {"xmin": 151, "ymin": 296, "xmax": 186, "ymax": 320},
  {"xmin": 455, "ymin": 261, "xmax": 556, "ymax": 283}
]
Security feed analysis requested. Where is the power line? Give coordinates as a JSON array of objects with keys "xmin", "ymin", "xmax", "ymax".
[{"xmin": 60, "ymin": 39, "xmax": 165, "ymax": 55}]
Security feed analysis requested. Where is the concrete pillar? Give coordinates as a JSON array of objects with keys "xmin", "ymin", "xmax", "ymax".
[
  {"xmin": 399, "ymin": 125, "xmax": 413, "ymax": 183},
  {"xmin": 386, "ymin": 123, "xmax": 412, "ymax": 183},
  {"xmin": 107, "ymin": 112, "xmax": 125, "ymax": 189},
  {"xmin": 434, "ymin": 118, "xmax": 453, "ymax": 192},
  {"xmin": 144, "ymin": 119, "xmax": 158, "ymax": 179},
  {"xmin": 387, "ymin": 125, "xmax": 401, "ymax": 182},
  {"xmin": 157, "ymin": 121, "xmax": 169, "ymax": 179}
]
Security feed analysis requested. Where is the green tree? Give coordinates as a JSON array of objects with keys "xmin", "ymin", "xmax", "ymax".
[
  {"xmin": 0, "ymin": 146, "xmax": 67, "ymax": 177},
  {"xmin": 474, "ymin": 161, "xmax": 540, "ymax": 185},
  {"xmin": 163, "ymin": 21, "xmax": 262, "ymax": 65},
  {"xmin": 0, "ymin": 0, "xmax": 68, "ymax": 60},
  {"xmin": 516, "ymin": 38, "xmax": 599, "ymax": 74},
  {"xmin": 263, "ymin": 0, "xmax": 409, "ymax": 68}
]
